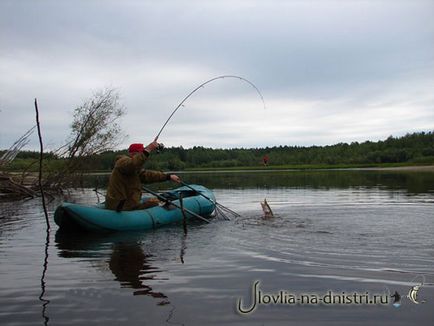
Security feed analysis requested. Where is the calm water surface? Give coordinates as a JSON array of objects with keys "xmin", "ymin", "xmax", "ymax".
[{"xmin": 1, "ymin": 170, "xmax": 433, "ymax": 325}]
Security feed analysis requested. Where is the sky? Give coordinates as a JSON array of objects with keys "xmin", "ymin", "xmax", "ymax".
[{"xmin": 0, "ymin": 0, "xmax": 433, "ymax": 150}]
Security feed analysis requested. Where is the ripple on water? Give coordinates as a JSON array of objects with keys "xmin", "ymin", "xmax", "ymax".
[{"xmin": 1, "ymin": 179, "xmax": 434, "ymax": 325}]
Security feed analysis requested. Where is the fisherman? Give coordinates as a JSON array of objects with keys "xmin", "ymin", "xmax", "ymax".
[{"xmin": 105, "ymin": 141, "xmax": 181, "ymax": 211}]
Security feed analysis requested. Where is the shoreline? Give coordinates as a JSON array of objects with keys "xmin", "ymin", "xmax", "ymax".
[
  {"xmin": 86, "ymin": 164, "xmax": 434, "ymax": 175},
  {"xmin": 181, "ymin": 164, "xmax": 434, "ymax": 173},
  {"xmin": 348, "ymin": 165, "xmax": 434, "ymax": 172},
  {"xmin": 4, "ymin": 164, "xmax": 434, "ymax": 176}
]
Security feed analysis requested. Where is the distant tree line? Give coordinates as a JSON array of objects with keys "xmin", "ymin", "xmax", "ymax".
[{"xmin": 1, "ymin": 131, "xmax": 433, "ymax": 171}]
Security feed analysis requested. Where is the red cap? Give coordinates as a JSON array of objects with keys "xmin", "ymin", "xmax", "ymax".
[{"xmin": 128, "ymin": 143, "xmax": 144, "ymax": 153}]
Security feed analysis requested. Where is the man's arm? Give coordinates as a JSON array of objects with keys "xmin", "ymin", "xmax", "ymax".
[
  {"xmin": 139, "ymin": 170, "xmax": 171, "ymax": 183},
  {"xmin": 140, "ymin": 171, "xmax": 182, "ymax": 184}
]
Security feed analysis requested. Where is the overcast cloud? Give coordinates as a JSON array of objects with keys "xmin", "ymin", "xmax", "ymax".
[{"xmin": 1, "ymin": 0, "xmax": 433, "ymax": 150}]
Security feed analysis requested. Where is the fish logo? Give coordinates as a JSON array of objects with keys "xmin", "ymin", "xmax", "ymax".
[
  {"xmin": 389, "ymin": 275, "xmax": 427, "ymax": 307},
  {"xmin": 407, "ymin": 284, "xmax": 426, "ymax": 305}
]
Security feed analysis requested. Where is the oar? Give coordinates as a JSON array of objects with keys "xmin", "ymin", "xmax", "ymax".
[
  {"xmin": 142, "ymin": 186, "xmax": 210, "ymax": 224},
  {"xmin": 180, "ymin": 181, "xmax": 241, "ymax": 218},
  {"xmin": 179, "ymin": 192, "xmax": 188, "ymax": 235}
]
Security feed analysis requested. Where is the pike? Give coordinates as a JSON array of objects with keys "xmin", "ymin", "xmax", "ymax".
[{"xmin": 260, "ymin": 198, "xmax": 274, "ymax": 219}]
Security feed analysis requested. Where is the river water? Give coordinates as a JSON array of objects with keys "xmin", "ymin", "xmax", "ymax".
[{"xmin": 0, "ymin": 170, "xmax": 433, "ymax": 325}]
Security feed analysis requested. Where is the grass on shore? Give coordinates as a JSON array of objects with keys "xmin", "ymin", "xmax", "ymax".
[
  {"xmin": 183, "ymin": 162, "xmax": 434, "ymax": 172},
  {"xmin": 2, "ymin": 158, "xmax": 434, "ymax": 174}
]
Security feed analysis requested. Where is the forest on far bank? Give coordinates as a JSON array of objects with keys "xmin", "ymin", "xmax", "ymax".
[{"xmin": 1, "ymin": 131, "xmax": 434, "ymax": 172}]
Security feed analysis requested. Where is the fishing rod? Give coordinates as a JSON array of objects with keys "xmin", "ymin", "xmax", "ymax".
[
  {"xmin": 180, "ymin": 181, "xmax": 240, "ymax": 219},
  {"xmin": 154, "ymin": 75, "xmax": 266, "ymax": 141},
  {"xmin": 150, "ymin": 76, "xmax": 263, "ymax": 220},
  {"xmin": 142, "ymin": 186, "xmax": 210, "ymax": 224}
]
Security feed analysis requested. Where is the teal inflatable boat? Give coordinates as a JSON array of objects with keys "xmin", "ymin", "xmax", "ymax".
[{"xmin": 54, "ymin": 185, "xmax": 216, "ymax": 232}]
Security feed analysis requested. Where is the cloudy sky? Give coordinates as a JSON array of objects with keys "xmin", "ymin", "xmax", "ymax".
[{"xmin": 1, "ymin": 0, "xmax": 433, "ymax": 150}]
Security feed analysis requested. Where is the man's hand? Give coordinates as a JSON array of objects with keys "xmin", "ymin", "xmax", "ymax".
[
  {"xmin": 139, "ymin": 198, "xmax": 160, "ymax": 209},
  {"xmin": 170, "ymin": 174, "xmax": 181, "ymax": 183},
  {"xmin": 145, "ymin": 140, "xmax": 159, "ymax": 153}
]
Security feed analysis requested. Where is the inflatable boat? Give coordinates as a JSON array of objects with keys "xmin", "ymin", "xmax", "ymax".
[{"xmin": 54, "ymin": 185, "xmax": 216, "ymax": 232}]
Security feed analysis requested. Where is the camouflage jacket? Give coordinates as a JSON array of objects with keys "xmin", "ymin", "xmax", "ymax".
[{"xmin": 105, "ymin": 152, "xmax": 169, "ymax": 211}]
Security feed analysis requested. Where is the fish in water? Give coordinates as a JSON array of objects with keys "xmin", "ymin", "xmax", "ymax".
[
  {"xmin": 260, "ymin": 198, "xmax": 274, "ymax": 219},
  {"xmin": 407, "ymin": 284, "xmax": 426, "ymax": 304}
]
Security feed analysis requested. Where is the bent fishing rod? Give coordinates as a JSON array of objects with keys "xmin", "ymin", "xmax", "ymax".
[
  {"xmin": 154, "ymin": 75, "xmax": 266, "ymax": 141},
  {"xmin": 150, "ymin": 75, "xmax": 265, "ymax": 218}
]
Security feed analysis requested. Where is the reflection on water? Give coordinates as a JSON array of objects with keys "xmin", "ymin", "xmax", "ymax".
[
  {"xmin": 110, "ymin": 243, "xmax": 167, "ymax": 300},
  {"xmin": 83, "ymin": 169, "xmax": 434, "ymax": 194},
  {"xmin": 55, "ymin": 231, "xmax": 173, "ymax": 304},
  {"xmin": 1, "ymin": 170, "xmax": 434, "ymax": 325},
  {"xmin": 39, "ymin": 229, "xmax": 50, "ymax": 326}
]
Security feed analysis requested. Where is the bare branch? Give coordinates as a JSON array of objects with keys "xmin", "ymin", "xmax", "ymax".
[{"xmin": 0, "ymin": 126, "xmax": 36, "ymax": 167}]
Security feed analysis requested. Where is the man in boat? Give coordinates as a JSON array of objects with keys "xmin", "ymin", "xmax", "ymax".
[{"xmin": 105, "ymin": 141, "xmax": 181, "ymax": 211}]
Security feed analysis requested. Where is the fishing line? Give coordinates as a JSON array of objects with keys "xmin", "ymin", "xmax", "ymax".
[
  {"xmin": 409, "ymin": 274, "xmax": 426, "ymax": 285},
  {"xmin": 154, "ymin": 75, "xmax": 266, "ymax": 141}
]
